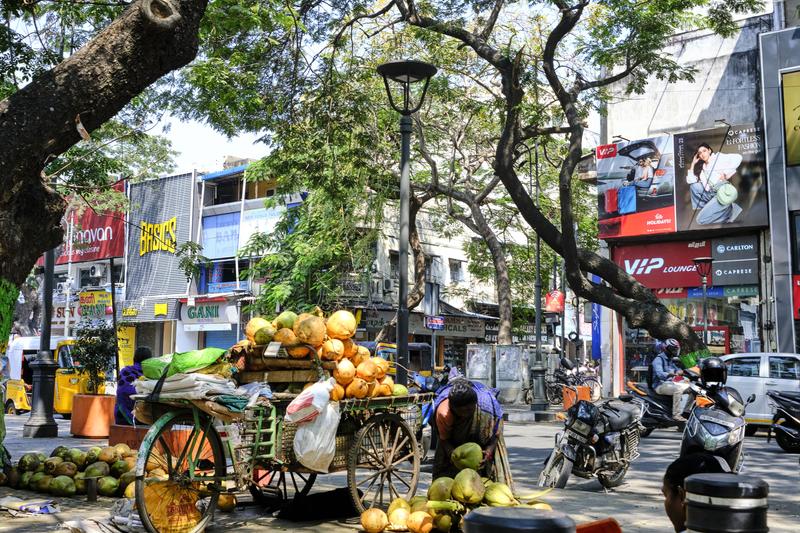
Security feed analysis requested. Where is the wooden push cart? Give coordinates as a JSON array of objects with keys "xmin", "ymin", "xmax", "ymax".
[{"xmin": 133, "ymin": 390, "xmax": 433, "ymax": 533}]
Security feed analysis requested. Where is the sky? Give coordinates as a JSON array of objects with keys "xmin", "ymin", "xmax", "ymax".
[{"xmin": 165, "ymin": 119, "xmax": 268, "ymax": 175}]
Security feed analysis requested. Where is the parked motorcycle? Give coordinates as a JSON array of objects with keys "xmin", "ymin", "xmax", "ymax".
[
  {"xmin": 766, "ymin": 390, "xmax": 800, "ymax": 453},
  {"xmin": 545, "ymin": 357, "xmax": 602, "ymax": 405},
  {"xmin": 538, "ymin": 395, "xmax": 643, "ymax": 489},
  {"xmin": 680, "ymin": 380, "xmax": 755, "ymax": 473}
]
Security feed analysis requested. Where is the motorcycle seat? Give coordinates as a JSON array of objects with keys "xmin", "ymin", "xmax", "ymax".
[
  {"xmin": 601, "ymin": 401, "xmax": 639, "ymax": 431},
  {"xmin": 780, "ymin": 390, "xmax": 800, "ymax": 399}
]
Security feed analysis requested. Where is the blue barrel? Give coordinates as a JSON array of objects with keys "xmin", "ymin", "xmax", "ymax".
[
  {"xmin": 685, "ymin": 473, "xmax": 769, "ymax": 532},
  {"xmin": 463, "ymin": 507, "xmax": 575, "ymax": 533}
]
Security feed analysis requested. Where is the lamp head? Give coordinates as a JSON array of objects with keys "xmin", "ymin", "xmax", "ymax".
[
  {"xmin": 377, "ymin": 60, "xmax": 437, "ymax": 115},
  {"xmin": 692, "ymin": 256, "xmax": 713, "ymax": 278}
]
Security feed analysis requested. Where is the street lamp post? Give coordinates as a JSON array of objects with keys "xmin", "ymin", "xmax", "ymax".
[
  {"xmin": 23, "ymin": 248, "xmax": 59, "ymax": 438},
  {"xmin": 377, "ymin": 60, "xmax": 437, "ymax": 386},
  {"xmin": 693, "ymin": 256, "xmax": 713, "ymax": 345}
]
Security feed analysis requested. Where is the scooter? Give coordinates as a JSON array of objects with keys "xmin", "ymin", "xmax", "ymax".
[
  {"xmin": 680, "ymin": 380, "xmax": 755, "ymax": 473},
  {"xmin": 766, "ymin": 390, "xmax": 800, "ymax": 453},
  {"xmin": 625, "ymin": 376, "xmax": 694, "ymax": 437}
]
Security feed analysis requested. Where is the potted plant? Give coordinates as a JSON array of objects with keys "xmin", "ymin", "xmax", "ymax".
[{"xmin": 70, "ymin": 320, "xmax": 117, "ymax": 438}]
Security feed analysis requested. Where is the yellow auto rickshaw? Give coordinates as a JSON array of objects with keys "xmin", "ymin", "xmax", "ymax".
[
  {"xmin": 1, "ymin": 336, "xmax": 100, "ymax": 417},
  {"xmin": 370, "ymin": 342, "xmax": 434, "ymax": 377}
]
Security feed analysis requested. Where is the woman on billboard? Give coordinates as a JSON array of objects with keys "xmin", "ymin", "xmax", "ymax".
[{"xmin": 687, "ymin": 143, "xmax": 743, "ymax": 224}]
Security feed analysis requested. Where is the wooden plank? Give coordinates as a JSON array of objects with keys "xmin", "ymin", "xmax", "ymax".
[
  {"xmin": 245, "ymin": 356, "xmax": 335, "ymax": 371},
  {"xmin": 238, "ymin": 369, "xmax": 323, "ymax": 384}
]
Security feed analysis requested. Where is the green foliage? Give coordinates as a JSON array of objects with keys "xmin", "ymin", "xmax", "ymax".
[
  {"xmin": 0, "ymin": 278, "xmax": 20, "ymax": 350},
  {"xmin": 177, "ymin": 242, "xmax": 211, "ymax": 284},
  {"xmin": 73, "ymin": 321, "xmax": 116, "ymax": 395}
]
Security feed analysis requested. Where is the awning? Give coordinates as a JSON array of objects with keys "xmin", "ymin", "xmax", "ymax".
[
  {"xmin": 201, "ymin": 164, "xmax": 248, "ymax": 181},
  {"xmin": 438, "ymin": 300, "xmax": 497, "ymax": 320}
]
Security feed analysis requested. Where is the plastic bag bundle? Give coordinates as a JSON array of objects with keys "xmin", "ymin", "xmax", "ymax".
[
  {"xmin": 285, "ymin": 379, "xmax": 334, "ymax": 424},
  {"xmin": 293, "ymin": 402, "xmax": 341, "ymax": 473}
]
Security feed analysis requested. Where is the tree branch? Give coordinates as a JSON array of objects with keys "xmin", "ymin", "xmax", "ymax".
[{"xmin": 479, "ymin": 0, "xmax": 504, "ymax": 41}]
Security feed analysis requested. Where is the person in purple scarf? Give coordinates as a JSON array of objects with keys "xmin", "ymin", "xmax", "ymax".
[{"xmin": 115, "ymin": 346, "xmax": 152, "ymax": 425}]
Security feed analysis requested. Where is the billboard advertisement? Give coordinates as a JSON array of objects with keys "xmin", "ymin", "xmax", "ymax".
[
  {"xmin": 781, "ymin": 70, "xmax": 800, "ymax": 167},
  {"xmin": 126, "ymin": 174, "xmax": 196, "ymax": 301},
  {"xmin": 597, "ymin": 135, "xmax": 675, "ymax": 239},
  {"xmin": 597, "ymin": 124, "xmax": 767, "ymax": 239},
  {"xmin": 673, "ymin": 124, "xmax": 767, "ymax": 232}
]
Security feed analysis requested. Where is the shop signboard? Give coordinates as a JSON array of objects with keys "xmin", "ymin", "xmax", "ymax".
[
  {"xmin": 180, "ymin": 299, "xmax": 239, "ymax": 332},
  {"xmin": 710, "ymin": 235, "xmax": 759, "ymax": 286},
  {"xmin": 425, "ymin": 315, "xmax": 445, "ymax": 330},
  {"xmin": 126, "ymin": 174, "xmax": 196, "ymax": 301},
  {"xmin": 238, "ymin": 207, "xmax": 283, "ymax": 250},
  {"xmin": 117, "ymin": 325, "xmax": 136, "ymax": 368},
  {"xmin": 202, "ymin": 212, "xmax": 240, "ymax": 259},
  {"xmin": 612, "ymin": 240, "xmax": 711, "ymax": 289},
  {"xmin": 597, "ymin": 124, "xmax": 767, "ymax": 239},
  {"xmin": 362, "ymin": 310, "xmax": 484, "ymax": 338},
  {"xmin": 794, "ymin": 275, "xmax": 800, "ymax": 320},
  {"xmin": 78, "ymin": 290, "xmax": 113, "ymax": 319}
]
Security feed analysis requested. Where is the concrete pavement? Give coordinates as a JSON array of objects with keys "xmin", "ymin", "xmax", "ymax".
[{"xmin": 0, "ymin": 414, "xmax": 797, "ymax": 531}]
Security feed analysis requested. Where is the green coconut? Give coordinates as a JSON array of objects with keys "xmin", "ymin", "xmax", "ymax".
[
  {"xmin": 44, "ymin": 457, "xmax": 63, "ymax": 475},
  {"xmin": 50, "ymin": 446, "xmax": 70, "ymax": 460},
  {"xmin": 451, "ymin": 442, "xmax": 482, "ymax": 471},
  {"xmin": 97, "ymin": 476, "xmax": 119, "ymax": 497},
  {"xmin": 50, "ymin": 476, "xmax": 76, "ymax": 497},
  {"xmin": 18, "ymin": 453, "xmax": 40, "ymax": 473},
  {"xmin": 54, "ymin": 462, "xmax": 78, "ymax": 478},
  {"xmin": 85, "ymin": 447, "xmax": 102, "ymax": 465},
  {"xmin": 451, "ymin": 469, "xmax": 485, "ymax": 505},
  {"xmin": 110, "ymin": 460, "xmax": 132, "ymax": 478},
  {"xmin": 74, "ymin": 473, "xmax": 86, "ymax": 494},
  {"xmin": 84, "ymin": 461, "xmax": 110, "ymax": 478},
  {"xmin": 427, "ymin": 477, "xmax": 455, "ymax": 502}
]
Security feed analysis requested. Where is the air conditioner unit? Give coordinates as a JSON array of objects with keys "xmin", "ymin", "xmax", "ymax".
[
  {"xmin": 383, "ymin": 278, "xmax": 395, "ymax": 292},
  {"xmin": 89, "ymin": 265, "xmax": 106, "ymax": 278}
]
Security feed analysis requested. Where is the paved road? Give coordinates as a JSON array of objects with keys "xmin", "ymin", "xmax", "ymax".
[
  {"xmin": 1, "ymin": 414, "xmax": 797, "ymax": 531},
  {"xmin": 503, "ymin": 421, "xmax": 799, "ymax": 531}
]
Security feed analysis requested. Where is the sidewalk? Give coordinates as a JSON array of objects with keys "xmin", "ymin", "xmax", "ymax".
[{"xmin": 3, "ymin": 415, "xmax": 104, "ymax": 461}]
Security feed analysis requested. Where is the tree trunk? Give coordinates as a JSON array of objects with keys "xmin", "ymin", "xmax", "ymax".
[
  {"xmin": 13, "ymin": 277, "xmax": 42, "ymax": 336},
  {"xmin": 0, "ymin": 0, "xmax": 209, "ymax": 343},
  {"xmin": 374, "ymin": 195, "xmax": 428, "ymax": 344}
]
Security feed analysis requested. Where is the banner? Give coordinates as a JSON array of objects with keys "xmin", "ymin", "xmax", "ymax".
[
  {"xmin": 117, "ymin": 325, "xmax": 136, "ymax": 368},
  {"xmin": 596, "ymin": 124, "xmax": 767, "ymax": 239},
  {"xmin": 597, "ymin": 135, "xmax": 675, "ymax": 239},
  {"xmin": 78, "ymin": 290, "xmax": 113, "ymax": 319},
  {"xmin": 612, "ymin": 240, "xmax": 711, "ymax": 289},
  {"xmin": 673, "ymin": 124, "xmax": 767, "ymax": 232},
  {"xmin": 545, "ymin": 290, "xmax": 565, "ymax": 313},
  {"xmin": 590, "ymin": 275, "xmax": 602, "ymax": 361},
  {"xmin": 782, "ymin": 70, "xmax": 800, "ymax": 167}
]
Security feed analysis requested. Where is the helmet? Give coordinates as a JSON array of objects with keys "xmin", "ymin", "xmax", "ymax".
[
  {"xmin": 700, "ymin": 357, "xmax": 727, "ymax": 386},
  {"xmin": 663, "ymin": 338, "xmax": 681, "ymax": 358}
]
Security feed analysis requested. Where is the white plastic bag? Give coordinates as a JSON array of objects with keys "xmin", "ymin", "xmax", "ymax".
[
  {"xmin": 284, "ymin": 378, "xmax": 334, "ymax": 424},
  {"xmin": 293, "ymin": 401, "xmax": 340, "ymax": 473}
]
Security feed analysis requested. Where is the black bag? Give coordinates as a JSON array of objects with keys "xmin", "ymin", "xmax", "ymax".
[{"xmin": 276, "ymin": 487, "xmax": 360, "ymax": 521}]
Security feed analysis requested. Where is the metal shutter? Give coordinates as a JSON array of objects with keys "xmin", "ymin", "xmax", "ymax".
[{"xmin": 204, "ymin": 329, "xmax": 239, "ymax": 350}]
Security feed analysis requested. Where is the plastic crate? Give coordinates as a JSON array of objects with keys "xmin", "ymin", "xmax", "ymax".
[{"xmin": 562, "ymin": 385, "xmax": 591, "ymax": 410}]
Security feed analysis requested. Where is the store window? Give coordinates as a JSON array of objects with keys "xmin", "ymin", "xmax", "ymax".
[
  {"xmin": 769, "ymin": 356, "xmax": 800, "ymax": 380},
  {"xmin": 210, "ymin": 177, "xmax": 242, "ymax": 205},
  {"xmin": 112, "ymin": 264, "xmax": 124, "ymax": 285},
  {"xmin": 200, "ymin": 259, "xmax": 250, "ymax": 294},
  {"xmin": 79, "ymin": 267, "xmax": 102, "ymax": 288}
]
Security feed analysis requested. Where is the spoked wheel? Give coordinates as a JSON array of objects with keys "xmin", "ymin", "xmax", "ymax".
[
  {"xmin": 135, "ymin": 410, "xmax": 226, "ymax": 533},
  {"xmin": 598, "ymin": 466, "xmax": 629, "ymax": 488},
  {"xmin": 250, "ymin": 469, "xmax": 317, "ymax": 510},
  {"xmin": 347, "ymin": 413, "xmax": 419, "ymax": 512},
  {"xmin": 537, "ymin": 451, "xmax": 572, "ymax": 489},
  {"xmin": 545, "ymin": 382, "xmax": 563, "ymax": 406},
  {"xmin": 583, "ymin": 378, "xmax": 602, "ymax": 402}
]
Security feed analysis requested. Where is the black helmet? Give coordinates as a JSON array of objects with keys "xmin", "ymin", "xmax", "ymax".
[
  {"xmin": 664, "ymin": 338, "xmax": 681, "ymax": 358},
  {"xmin": 700, "ymin": 357, "xmax": 727, "ymax": 386}
]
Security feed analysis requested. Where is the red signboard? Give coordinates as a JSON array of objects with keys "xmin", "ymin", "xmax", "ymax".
[
  {"xmin": 612, "ymin": 240, "xmax": 711, "ymax": 289},
  {"xmin": 599, "ymin": 206, "xmax": 676, "ymax": 239},
  {"xmin": 545, "ymin": 290, "xmax": 565, "ymax": 313},
  {"xmin": 38, "ymin": 183, "xmax": 125, "ymax": 266},
  {"xmin": 596, "ymin": 143, "xmax": 618, "ymax": 159},
  {"xmin": 794, "ymin": 275, "xmax": 800, "ymax": 320}
]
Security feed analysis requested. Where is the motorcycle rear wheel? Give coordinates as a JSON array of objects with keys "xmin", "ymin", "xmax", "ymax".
[
  {"xmin": 775, "ymin": 431, "xmax": 800, "ymax": 453},
  {"xmin": 598, "ymin": 466, "xmax": 628, "ymax": 489},
  {"xmin": 538, "ymin": 451, "xmax": 572, "ymax": 489},
  {"xmin": 545, "ymin": 382, "xmax": 563, "ymax": 406}
]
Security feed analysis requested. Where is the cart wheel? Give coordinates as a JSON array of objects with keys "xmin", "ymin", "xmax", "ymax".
[
  {"xmin": 250, "ymin": 469, "xmax": 317, "ymax": 510},
  {"xmin": 135, "ymin": 410, "xmax": 226, "ymax": 533},
  {"xmin": 347, "ymin": 413, "xmax": 419, "ymax": 512}
]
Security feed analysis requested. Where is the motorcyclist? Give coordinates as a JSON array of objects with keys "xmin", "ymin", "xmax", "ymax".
[{"xmin": 651, "ymin": 339, "xmax": 690, "ymax": 422}]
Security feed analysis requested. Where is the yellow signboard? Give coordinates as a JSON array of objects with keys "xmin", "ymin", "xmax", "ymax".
[
  {"xmin": 782, "ymin": 70, "xmax": 800, "ymax": 167},
  {"xmin": 139, "ymin": 217, "xmax": 177, "ymax": 256},
  {"xmin": 78, "ymin": 290, "xmax": 112, "ymax": 318},
  {"xmin": 122, "ymin": 307, "xmax": 138, "ymax": 318},
  {"xmin": 154, "ymin": 303, "xmax": 168, "ymax": 317},
  {"xmin": 117, "ymin": 325, "xmax": 136, "ymax": 368}
]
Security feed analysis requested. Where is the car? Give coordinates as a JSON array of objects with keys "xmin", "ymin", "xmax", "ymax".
[{"xmin": 720, "ymin": 352, "xmax": 800, "ymax": 433}]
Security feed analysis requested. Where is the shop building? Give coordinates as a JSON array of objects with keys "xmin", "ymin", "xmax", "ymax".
[{"xmin": 597, "ymin": 12, "xmax": 780, "ymax": 393}]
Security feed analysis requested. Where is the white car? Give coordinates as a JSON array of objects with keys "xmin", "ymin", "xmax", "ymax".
[{"xmin": 720, "ymin": 353, "xmax": 800, "ymax": 431}]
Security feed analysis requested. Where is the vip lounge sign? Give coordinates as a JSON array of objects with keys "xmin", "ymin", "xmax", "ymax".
[{"xmin": 613, "ymin": 240, "xmax": 711, "ymax": 289}]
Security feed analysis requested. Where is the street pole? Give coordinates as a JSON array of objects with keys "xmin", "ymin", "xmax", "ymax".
[
  {"xmin": 560, "ymin": 258, "xmax": 566, "ymax": 356},
  {"xmin": 109, "ymin": 257, "xmax": 119, "ymax": 377},
  {"xmin": 396, "ymin": 114, "xmax": 412, "ymax": 386},
  {"xmin": 702, "ymin": 274, "xmax": 708, "ymax": 345},
  {"xmin": 23, "ymin": 248, "xmax": 58, "ymax": 438},
  {"xmin": 534, "ymin": 142, "xmax": 542, "ymax": 366}
]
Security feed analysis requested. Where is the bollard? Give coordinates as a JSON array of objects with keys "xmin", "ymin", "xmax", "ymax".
[
  {"xmin": 531, "ymin": 364, "xmax": 549, "ymax": 411},
  {"xmin": 685, "ymin": 473, "xmax": 769, "ymax": 533},
  {"xmin": 86, "ymin": 476, "xmax": 98, "ymax": 502},
  {"xmin": 463, "ymin": 507, "xmax": 576, "ymax": 533}
]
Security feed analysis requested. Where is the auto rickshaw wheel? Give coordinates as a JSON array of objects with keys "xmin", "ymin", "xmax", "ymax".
[{"xmin": 5, "ymin": 401, "xmax": 19, "ymax": 416}]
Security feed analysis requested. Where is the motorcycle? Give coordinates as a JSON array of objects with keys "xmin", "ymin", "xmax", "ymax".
[
  {"xmin": 680, "ymin": 380, "xmax": 755, "ymax": 473},
  {"xmin": 538, "ymin": 394, "xmax": 643, "ymax": 489},
  {"xmin": 766, "ymin": 390, "xmax": 800, "ymax": 453},
  {"xmin": 545, "ymin": 357, "xmax": 602, "ymax": 405},
  {"xmin": 625, "ymin": 378, "xmax": 690, "ymax": 437}
]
